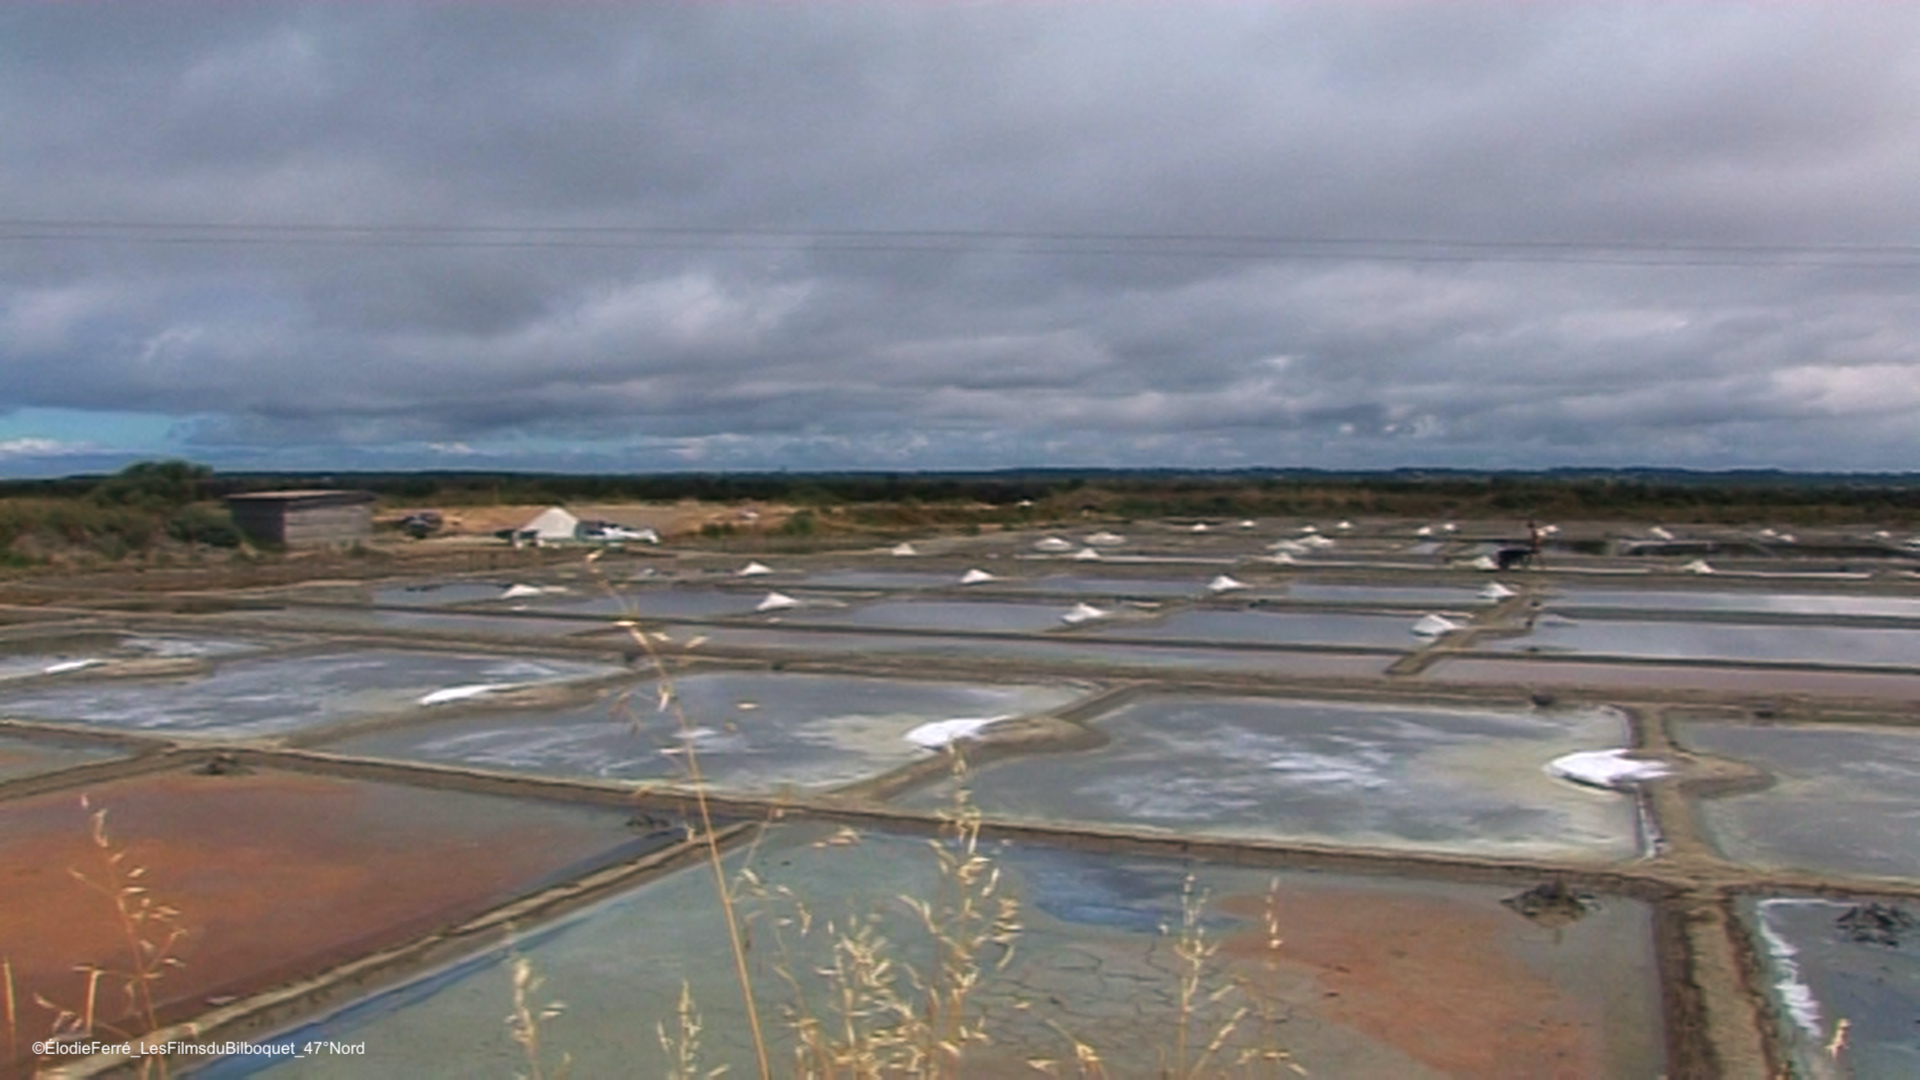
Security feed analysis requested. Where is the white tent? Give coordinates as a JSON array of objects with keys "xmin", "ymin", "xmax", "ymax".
[{"xmin": 516, "ymin": 507, "xmax": 580, "ymax": 543}]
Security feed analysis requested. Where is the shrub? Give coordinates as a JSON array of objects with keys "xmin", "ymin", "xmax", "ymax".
[
  {"xmin": 89, "ymin": 460, "xmax": 210, "ymax": 512},
  {"xmin": 166, "ymin": 504, "xmax": 243, "ymax": 548}
]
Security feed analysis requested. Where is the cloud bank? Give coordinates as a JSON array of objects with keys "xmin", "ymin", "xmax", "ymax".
[{"xmin": 2, "ymin": 3, "xmax": 1917, "ymax": 474}]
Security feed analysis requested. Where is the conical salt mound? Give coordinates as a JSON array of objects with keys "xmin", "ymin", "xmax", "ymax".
[
  {"xmin": 1034, "ymin": 536, "xmax": 1075, "ymax": 553},
  {"xmin": 1336, "ymin": 520, "xmax": 1353, "ymax": 530},
  {"xmin": 1207, "ymin": 574, "xmax": 1247, "ymax": 594},
  {"xmin": 1072, "ymin": 546, "xmax": 1103, "ymax": 561},
  {"xmin": 1682, "ymin": 559, "xmax": 1716, "ymax": 575},
  {"xmin": 1265, "ymin": 552, "xmax": 1297, "ymax": 565},
  {"xmin": 1268, "ymin": 538, "xmax": 1309, "ymax": 553},
  {"xmin": 890, "ymin": 542, "xmax": 917, "ymax": 557},
  {"xmin": 501, "ymin": 583, "xmax": 544, "ymax": 599},
  {"xmin": 1085, "ymin": 531, "xmax": 1126, "ymax": 546},
  {"xmin": 1479, "ymin": 582, "xmax": 1517, "ymax": 601},
  {"xmin": 1060, "ymin": 602, "xmax": 1108, "ymax": 625},
  {"xmin": 958, "ymin": 568, "xmax": 996, "ymax": 585},
  {"xmin": 1415, "ymin": 525, "xmax": 1434, "ymax": 537},
  {"xmin": 1468, "ymin": 554, "xmax": 1499, "ymax": 571},
  {"xmin": 1410, "ymin": 613, "xmax": 1463, "ymax": 637},
  {"xmin": 738, "ymin": 561, "xmax": 774, "ymax": 577},
  {"xmin": 1189, "ymin": 522, "xmax": 1210, "ymax": 533},
  {"xmin": 1303, "ymin": 534, "xmax": 1336, "ymax": 549},
  {"xmin": 756, "ymin": 591, "xmax": 799, "ymax": 612},
  {"xmin": 1648, "ymin": 526, "xmax": 1674, "ymax": 540}
]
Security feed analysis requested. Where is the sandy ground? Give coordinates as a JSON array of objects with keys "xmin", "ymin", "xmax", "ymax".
[{"xmin": 380, "ymin": 500, "xmax": 797, "ymax": 541}]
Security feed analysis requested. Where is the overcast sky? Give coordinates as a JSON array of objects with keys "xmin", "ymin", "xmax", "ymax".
[{"xmin": 3, "ymin": 2, "xmax": 1917, "ymax": 477}]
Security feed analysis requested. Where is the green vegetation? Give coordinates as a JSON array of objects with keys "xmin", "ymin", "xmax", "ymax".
[
  {"xmin": 0, "ymin": 460, "xmax": 239, "ymax": 567},
  {"xmin": 2, "ymin": 461, "xmax": 1917, "ymax": 569},
  {"xmin": 124, "ymin": 466, "xmax": 1920, "ymax": 527}
]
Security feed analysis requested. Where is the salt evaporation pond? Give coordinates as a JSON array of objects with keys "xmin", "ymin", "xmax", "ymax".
[
  {"xmin": 998, "ymin": 574, "xmax": 1215, "ymax": 598},
  {"xmin": 789, "ymin": 599, "xmax": 1076, "ymax": 634},
  {"xmin": 1742, "ymin": 896, "xmax": 1920, "ymax": 1079},
  {"xmin": 325, "ymin": 672, "xmax": 1087, "ymax": 791},
  {"xmin": 0, "ymin": 767, "xmax": 653, "ymax": 1046},
  {"xmin": 1277, "ymin": 583, "xmax": 1501, "ymax": 607},
  {"xmin": 1424, "ymin": 657, "xmax": 1920, "ymax": 701},
  {"xmin": 671, "ymin": 625, "xmax": 1394, "ymax": 678},
  {"xmin": 231, "ymin": 605, "xmax": 609, "ymax": 638},
  {"xmin": 210, "ymin": 825, "xmax": 1665, "ymax": 1079},
  {"xmin": 905, "ymin": 696, "xmax": 1645, "ymax": 861},
  {"xmin": 1677, "ymin": 720, "xmax": 1920, "ymax": 879},
  {"xmin": 0, "ymin": 649, "xmax": 619, "ymax": 739},
  {"xmin": 371, "ymin": 581, "xmax": 526, "ymax": 607},
  {"xmin": 500, "ymin": 587, "xmax": 765, "ymax": 620},
  {"xmin": 0, "ymin": 633, "xmax": 273, "ymax": 681},
  {"xmin": 1549, "ymin": 588, "xmax": 1920, "ymax": 620},
  {"xmin": 1490, "ymin": 617, "xmax": 1920, "ymax": 667},
  {"xmin": 0, "ymin": 732, "xmax": 127, "ymax": 781},
  {"xmin": 1084, "ymin": 609, "xmax": 1433, "ymax": 650},
  {"xmin": 797, "ymin": 570, "xmax": 959, "ymax": 590}
]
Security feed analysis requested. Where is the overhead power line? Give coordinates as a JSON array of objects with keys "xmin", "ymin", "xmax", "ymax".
[{"xmin": 1, "ymin": 218, "xmax": 1917, "ymax": 268}]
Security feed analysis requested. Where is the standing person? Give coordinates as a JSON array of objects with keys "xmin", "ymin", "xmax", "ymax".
[{"xmin": 1527, "ymin": 520, "xmax": 1545, "ymax": 569}]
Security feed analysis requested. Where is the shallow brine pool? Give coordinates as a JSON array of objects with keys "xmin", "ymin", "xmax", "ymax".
[
  {"xmin": 324, "ymin": 671, "xmax": 1088, "ymax": 792},
  {"xmin": 206, "ymin": 825, "xmax": 1666, "ymax": 1079},
  {"xmin": 903, "ymin": 695, "xmax": 1646, "ymax": 861}
]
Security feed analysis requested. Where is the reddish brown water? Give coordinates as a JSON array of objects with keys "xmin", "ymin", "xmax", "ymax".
[{"xmin": 0, "ymin": 768, "xmax": 637, "ymax": 1045}]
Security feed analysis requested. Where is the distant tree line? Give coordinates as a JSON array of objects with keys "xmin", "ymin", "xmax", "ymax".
[{"xmin": 3, "ymin": 463, "xmax": 1917, "ymax": 571}]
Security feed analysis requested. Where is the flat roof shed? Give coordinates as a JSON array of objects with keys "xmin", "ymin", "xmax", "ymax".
[{"xmin": 225, "ymin": 489, "xmax": 377, "ymax": 548}]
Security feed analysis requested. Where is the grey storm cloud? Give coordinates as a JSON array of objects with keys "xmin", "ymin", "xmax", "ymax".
[{"xmin": 1, "ymin": 2, "xmax": 1918, "ymax": 473}]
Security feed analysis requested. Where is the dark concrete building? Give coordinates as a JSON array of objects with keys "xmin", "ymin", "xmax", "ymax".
[{"xmin": 225, "ymin": 489, "xmax": 377, "ymax": 548}]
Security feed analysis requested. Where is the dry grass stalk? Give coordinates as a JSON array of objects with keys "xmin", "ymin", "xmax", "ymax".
[
  {"xmin": 658, "ymin": 980, "xmax": 724, "ymax": 1080},
  {"xmin": 1222, "ymin": 879, "xmax": 1308, "ymax": 1078},
  {"xmin": 1825, "ymin": 1016, "xmax": 1850, "ymax": 1063},
  {"xmin": 898, "ymin": 750, "xmax": 1022, "ymax": 1073},
  {"xmin": 21, "ymin": 796, "xmax": 188, "ymax": 1078},
  {"xmin": 3, "ymin": 959, "xmax": 20, "ymax": 1080},
  {"xmin": 505, "ymin": 948, "xmax": 572, "ymax": 1080},
  {"xmin": 588, "ymin": 551, "xmax": 772, "ymax": 1080}
]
